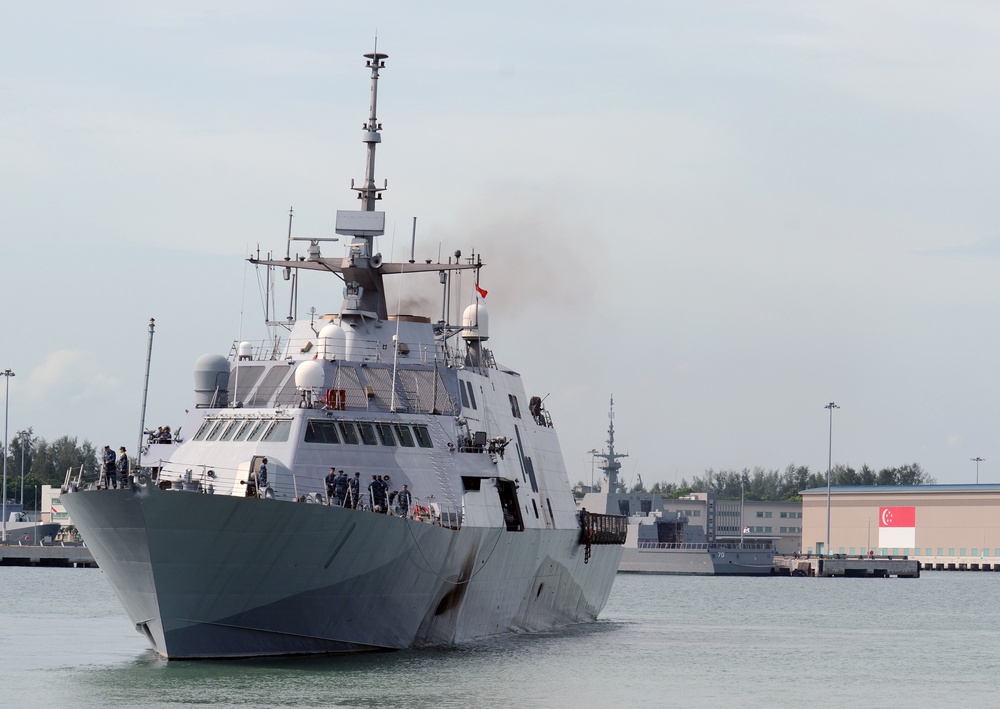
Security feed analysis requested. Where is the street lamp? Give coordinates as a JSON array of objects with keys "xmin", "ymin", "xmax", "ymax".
[
  {"xmin": 972, "ymin": 457, "xmax": 985, "ymax": 484},
  {"xmin": 17, "ymin": 429, "xmax": 29, "ymax": 507},
  {"xmin": 825, "ymin": 401, "xmax": 840, "ymax": 556},
  {"xmin": 2, "ymin": 369, "xmax": 14, "ymax": 542}
]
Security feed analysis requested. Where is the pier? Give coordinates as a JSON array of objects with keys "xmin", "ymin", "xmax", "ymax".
[
  {"xmin": 773, "ymin": 555, "xmax": 920, "ymax": 578},
  {"xmin": 0, "ymin": 543, "xmax": 96, "ymax": 568}
]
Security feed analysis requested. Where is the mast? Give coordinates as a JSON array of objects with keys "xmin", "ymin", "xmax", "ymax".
[
  {"xmin": 355, "ymin": 50, "xmax": 388, "ymax": 212},
  {"xmin": 594, "ymin": 396, "xmax": 628, "ymax": 493},
  {"xmin": 249, "ymin": 49, "xmax": 483, "ymax": 321},
  {"xmin": 136, "ymin": 318, "xmax": 155, "ymax": 474}
]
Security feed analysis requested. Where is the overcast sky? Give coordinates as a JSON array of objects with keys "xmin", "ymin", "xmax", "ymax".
[{"xmin": 3, "ymin": 1, "xmax": 1000, "ymax": 487}]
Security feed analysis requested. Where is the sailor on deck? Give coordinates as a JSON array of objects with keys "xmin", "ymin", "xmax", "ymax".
[
  {"xmin": 348, "ymin": 472, "xmax": 361, "ymax": 508},
  {"xmin": 117, "ymin": 447, "xmax": 129, "ymax": 488},
  {"xmin": 258, "ymin": 458, "xmax": 268, "ymax": 489},
  {"xmin": 103, "ymin": 446, "xmax": 117, "ymax": 489},
  {"xmin": 334, "ymin": 470, "xmax": 349, "ymax": 506},
  {"xmin": 325, "ymin": 468, "xmax": 337, "ymax": 501},
  {"xmin": 396, "ymin": 484, "xmax": 412, "ymax": 516}
]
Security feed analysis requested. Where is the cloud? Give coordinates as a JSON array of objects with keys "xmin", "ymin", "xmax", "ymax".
[{"xmin": 24, "ymin": 350, "xmax": 121, "ymax": 406}]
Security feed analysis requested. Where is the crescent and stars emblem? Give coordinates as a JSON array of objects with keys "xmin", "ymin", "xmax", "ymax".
[{"xmin": 881, "ymin": 508, "xmax": 892, "ymax": 526}]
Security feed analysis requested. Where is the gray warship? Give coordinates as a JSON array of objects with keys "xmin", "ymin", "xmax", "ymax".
[
  {"xmin": 580, "ymin": 399, "xmax": 774, "ymax": 575},
  {"xmin": 60, "ymin": 51, "xmax": 626, "ymax": 659}
]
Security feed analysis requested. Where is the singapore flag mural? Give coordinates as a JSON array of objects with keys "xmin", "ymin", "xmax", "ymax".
[{"xmin": 879, "ymin": 507, "xmax": 916, "ymax": 548}]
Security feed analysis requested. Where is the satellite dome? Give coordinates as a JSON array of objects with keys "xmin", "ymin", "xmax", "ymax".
[
  {"xmin": 318, "ymin": 322, "xmax": 347, "ymax": 360},
  {"xmin": 193, "ymin": 354, "xmax": 230, "ymax": 408},
  {"xmin": 461, "ymin": 303, "xmax": 490, "ymax": 341},
  {"xmin": 295, "ymin": 360, "xmax": 325, "ymax": 391}
]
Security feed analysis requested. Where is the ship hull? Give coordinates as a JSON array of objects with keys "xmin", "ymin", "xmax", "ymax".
[
  {"xmin": 62, "ymin": 483, "xmax": 620, "ymax": 658},
  {"xmin": 618, "ymin": 546, "xmax": 774, "ymax": 575},
  {"xmin": 1, "ymin": 522, "xmax": 61, "ymax": 544}
]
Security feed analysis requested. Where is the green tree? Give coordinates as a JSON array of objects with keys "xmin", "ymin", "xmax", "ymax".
[{"xmin": 29, "ymin": 436, "xmax": 100, "ymax": 490}]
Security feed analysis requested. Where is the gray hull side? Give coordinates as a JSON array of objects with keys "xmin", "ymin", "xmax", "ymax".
[
  {"xmin": 618, "ymin": 547, "xmax": 774, "ymax": 575},
  {"xmin": 0, "ymin": 522, "xmax": 61, "ymax": 543},
  {"xmin": 62, "ymin": 485, "xmax": 620, "ymax": 658}
]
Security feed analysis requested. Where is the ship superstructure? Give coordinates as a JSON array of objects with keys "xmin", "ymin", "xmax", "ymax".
[
  {"xmin": 582, "ymin": 399, "xmax": 774, "ymax": 575},
  {"xmin": 61, "ymin": 51, "xmax": 626, "ymax": 658}
]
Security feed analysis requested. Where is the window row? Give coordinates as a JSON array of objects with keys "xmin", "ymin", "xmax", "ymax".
[
  {"xmin": 304, "ymin": 420, "xmax": 434, "ymax": 449},
  {"xmin": 756, "ymin": 511, "xmax": 773, "ymax": 518},
  {"xmin": 191, "ymin": 417, "xmax": 434, "ymax": 449},
  {"xmin": 193, "ymin": 418, "xmax": 293, "ymax": 443},
  {"xmin": 780, "ymin": 511, "xmax": 803, "ymax": 518},
  {"xmin": 779, "ymin": 526, "xmax": 802, "ymax": 533}
]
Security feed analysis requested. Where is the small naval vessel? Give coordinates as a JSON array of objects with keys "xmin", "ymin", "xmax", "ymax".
[
  {"xmin": 2, "ymin": 508, "xmax": 61, "ymax": 544},
  {"xmin": 580, "ymin": 399, "xmax": 774, "ymax": 575},
  {"xmin": 60, "ymin": 51, "xmax": 626, "ymax": 659}
]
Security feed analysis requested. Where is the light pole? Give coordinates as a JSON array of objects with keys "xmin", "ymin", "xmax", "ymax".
[
  {"xmin": 825, "ymin": 401, "xmax": 839, "ymax": 556},
  {"xmin": 17, "ymin": 429, "xmax": 28, "ymax": 507},
  {"xmin": 740, "ymin": 472, "xmax": 745, "ymax": 547},
  {"xmin": 972, "ymin": 457, "xmax": 985, "ymax": 484},
  {"xmin": 2, "ymin": 369, "xmax": 14, "ymax": 542}
]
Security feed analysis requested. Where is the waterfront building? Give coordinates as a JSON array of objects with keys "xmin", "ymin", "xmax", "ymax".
[
  {"xmin": 801, "ymin": 484, "xmax": 1000, "ymax": 568},
  {"xmin": 649, "ymin": 493, "xmax": 802, "ymax": 555}
]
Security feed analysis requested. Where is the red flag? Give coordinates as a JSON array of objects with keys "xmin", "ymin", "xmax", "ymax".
[
  {"xmin": 475, "ymin": 283, "xmax": 488, "ymax": 299},
  {"xmin": 879, "ymin": 506, "xmax": 915, "ymax": 527}
]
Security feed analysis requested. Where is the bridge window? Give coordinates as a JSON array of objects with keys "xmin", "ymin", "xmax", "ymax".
[
  {"xmin": 413, "ymin": 425, "xmax": 433, "ymax": 448},
  {"xmin": 338, "ymin": 422, "xmax": 360, "ymax": 445},
  {"xmin": 375, "ymin": 423, "xmax": 396, "ymax": 446},
  {"xmin": 193, "ymin": 420, "xmax": 214, "ymax": 441},
  {"xmin": 220, "ymin": 420, "xmax": 242, "ymax": 441},
  {"xmin": 357, "ymin": 422, "xmax": 379, "ymax": 445},
  {"xmin": 261, "ymin": 420, "xmax": 291, "ymax": 442},
  {"xmin": 394, "ymin": 424, "xmax": 415, "ymax": 447},
  {"xmin": 304, "ymin": 420, "xmax": 340, "ymax": 444},
  {"xmin": 246, "ymin": 421, "xmax": 269, "ymax": 441},
  {"xmin": 233, "ymin": 419, "xmax": 254, "ymax": 441}
]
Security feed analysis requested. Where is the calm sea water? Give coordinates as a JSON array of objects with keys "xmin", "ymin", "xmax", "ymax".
[{"xmin": 1, "ymin": 567, "xmax": 997, "ymax": 708}]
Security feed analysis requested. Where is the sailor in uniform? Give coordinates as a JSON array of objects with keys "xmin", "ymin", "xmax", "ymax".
[
  {"xmin": 117, "ymin": 447, "xmax": 129, "ymax": 489},
  {"xmin": 103, "ymin": 446, "xmax": 117, "ymax": 489},
  {"xmin": 258, "ymin": 458, "xmax": 268, "ymax": 489},
  {"xmin": 325, "ymin": 468, "xmax": 337, "ymax": 502},
  {"xmin": 396, "ymin": 484, "xmax": 412, "ymax": 517},
  {"xmin": 334, "ymin": 470, "xmax": 349, "ymax": 506}
]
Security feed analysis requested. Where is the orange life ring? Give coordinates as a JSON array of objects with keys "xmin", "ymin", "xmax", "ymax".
[{"xmin": 325, "ymin": 389, "xmax": 347, "ymax": 410}]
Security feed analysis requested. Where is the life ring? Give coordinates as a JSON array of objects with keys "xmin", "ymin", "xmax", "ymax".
[
  {"xmin": 325, "ymin": 389, "xmax": 347, "ymax": 410},
  {"xmin": 413, "ymin": 504, "xmax": 430, "ymax": 520}
]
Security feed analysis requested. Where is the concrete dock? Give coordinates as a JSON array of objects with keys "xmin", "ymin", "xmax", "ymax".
[
  {"xmin": 0, "ymin": 543, "xmax": 97, "ymax": 568},
  {"xmin": 774, "ymin": 555, "xmax": 920, "ymax": 578}
]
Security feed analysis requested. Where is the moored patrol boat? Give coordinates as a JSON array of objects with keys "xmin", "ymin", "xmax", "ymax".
[
  {"xmin": 61, "ymin": 51, "xmax": 626, "ymax": 659},
  {"xmin": 581, "ymin": 399, "xmax": 774, "ymax": 575}
]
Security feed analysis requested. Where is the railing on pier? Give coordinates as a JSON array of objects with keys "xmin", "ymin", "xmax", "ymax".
[{"xmin": 636, "ymin": 541, "xmax": 774, "ymax": 551}]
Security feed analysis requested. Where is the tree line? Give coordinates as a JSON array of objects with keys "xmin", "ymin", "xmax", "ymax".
[
  {"xmin": 590, "ymin": 462, "xmax": 936, "ymax": 502},
  {"xmin": 1, "ymin": 429, "xmax": 100, "ymax": 508}
]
